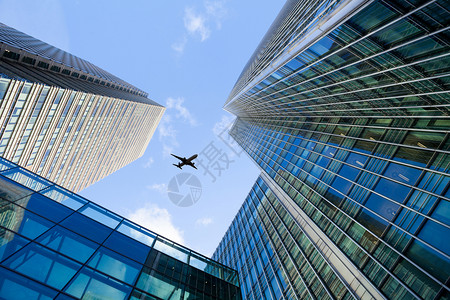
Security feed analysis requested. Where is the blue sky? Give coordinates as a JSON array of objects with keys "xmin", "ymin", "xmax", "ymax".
[{"xmin": 0, "ymin": 0, "xmax": 284, "ymax": 256}]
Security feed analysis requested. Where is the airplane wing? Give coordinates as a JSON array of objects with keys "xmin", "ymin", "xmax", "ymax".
[{"xmin": 171, "ymin": 154, "xmax": 184, "ymax": 161}]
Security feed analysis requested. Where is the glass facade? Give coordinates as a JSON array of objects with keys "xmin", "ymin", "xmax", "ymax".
[
  {"xmin": 215, "ymin": 0, "xmax": 449, "ymax": 299},
  {"xmin": 0, "ymin": 156, "xmax": 241, "ymax": 299},
  {"xmin": 0, "ymin": 22, "xmax": 165, "ymax": 192}
]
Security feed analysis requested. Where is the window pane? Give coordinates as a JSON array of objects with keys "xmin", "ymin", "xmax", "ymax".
[
  {"xmin": 417, "ymin": 219, "xmax": 450, "ymax": 254},
  {"xmin": 406, "ymin": 239, "xmax": 449, "ymax": 283},
  {"xmin": 88, "ymin": 247, "xmax": 141, "ymax": 284},
  {"xmin": 0, "ymin": 168, "xmax": 52, "ymax": 191},
  {"xmin": 60, "ymin": 212, "xmax": 112, "ymax": 243},
  {"xmin": 36, "ymin": 225, "xmax": 98, "ymax": 263},
  {"xmin": 39, "ymin": 185, "xmax": 87, "ymax": 210},
  {"xmin": 0, "ymin": 229, "xmax": 30, "ymax": 262},
  {"xmin": 382, "ymin": 162, "xmax": 422, "ymax": 186},
  {"xmin": 0, "ymin": 203, "xmax": 53, "ymax": 239},
  {"xmin": 153, "ymin": 237, "xmax": 189, "ymax": 263},
  {"xmin": 431, "ymin": 199, "xmax": 450, "ymax": 224},
  {"xmin": 374, "ymin": 178, "xmax": 411, "ymax": 204},
  {"xmin": 64, "ymin": 267, "xmax": 132, "ymax": 299},
  {"xmin": 78, "ymin": 202, "xmax": 122, "ymax": 229},
  {"xmin": 0, "ymin": 266, "xmax": 58, "ymax": 300},
  {"xmin": 2, "ymin": 242, "xmax": 81, "ymax": 289},
  {"xmin": 104, "ymin": 231, "xmax": 150, "ymax": 264},
  {"xmin": 15, "ymin": 193, "xmax": 72, "ymax": 223},
  {"xmin": 117, "ymin": 220, "xmax": 156, "ymax": 247},
  {"xmin": 0, "ymin": 175, "xmax": 34, "ymax": 204},
  {"xmin": 136, "ymin": 267, "xmax": 182, "ymax": 299},
  {"xmin": 364, "ymin": 193, "xmax": 400, "ymax": 222}
]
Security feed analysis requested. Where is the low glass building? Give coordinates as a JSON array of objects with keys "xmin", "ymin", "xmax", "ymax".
[{"xmin": 0, "ymin": 157, "xmax": 241, "ymax": 299}]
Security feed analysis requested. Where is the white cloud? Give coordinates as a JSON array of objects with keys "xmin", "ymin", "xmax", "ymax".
[
  {"xmin": 158, "ymin": 114, "xmax": 177, "ymax": 140},
  {"xmin": 166, "ymin": 97, "xmax": 198, "ymax": 126},
  {"xmin": 173, "ymin": 1, "xmax": 228, "ymax": 54},
  {"xmin": 128, "ymin": 203, "xmax": 185, "ymax": 245},
  {"xmin": 196, "ymin": 217, "xmax": 213, "ymax": 226},
  {"xmin": 184, "ymin": 7, "xmax": 211, "ymax": 42},
  {"xmin": 147, "ymin": 183, "xmax": 167, "ymax": 194},
  {"xmin": 212, "ymin": 114, "xmax": 235, "ymax": 136},
  {"xmin": 171, "ymin": 36, "xmax": 188, "ymax": 54},
  {"xmin": 158, "ymin": 114, "xmax": 178, "ymax": 158},
  {"xmin": 204, "ymin": 0, "xmax": 228, "ymax": 29},
  {"xmin": 143, "ymin": 156, "xmax": 154, "ymax": 168},
  {"xmin": 158, "ymin": 97, "xmax": 197, "ymax": 157}
]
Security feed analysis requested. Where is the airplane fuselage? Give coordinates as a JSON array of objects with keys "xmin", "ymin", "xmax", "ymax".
[{"xmin": 187, "ymin": 154, "xmax": 198, "ymax": 161}]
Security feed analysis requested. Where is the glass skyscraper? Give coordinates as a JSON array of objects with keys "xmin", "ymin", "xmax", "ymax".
[
  {"xmin": 214, "ymin": 0, "xmax": 449, "ymax": 299},
  {"xmin": 0, "ymin": 23, "xmax": 165, "ymax": 192},
  {"xmin": 0, "ymin": 156, "xmax": 241, "ymax": 299}
]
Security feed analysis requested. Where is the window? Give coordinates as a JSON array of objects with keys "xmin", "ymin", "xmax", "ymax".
[
  {"xmin": 60, "ymin": 212, "xmax": 112, "ymax": 243},
  {"xmin": 37, "ymin": 61, "xmax": 49, "ymax": 69},
  {"xmin": 0, "ymin": 266, "xmax": 58, "ymax": 299},
  {"xmin": 2, "ymin": 242, "xmax": 80, "ymax": 289},
  {"xmin": 36, "ymin": 225, "xmax": 98, "ymax": 263},
  {"xmin": 64, "ymin": 267, "xmax": 132, "ymax": 299},
  {"xmin": 88, "ymin": 247, "xmax": 141, "ymax": 284}
]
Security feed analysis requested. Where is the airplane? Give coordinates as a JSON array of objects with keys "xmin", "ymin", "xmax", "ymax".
[{"xmin": 171, "ymin": 153, "xmax": 198, "ymax": 170}]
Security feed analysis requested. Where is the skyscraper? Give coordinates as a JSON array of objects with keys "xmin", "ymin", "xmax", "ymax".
[
  {"xmin": 0, "ymin": 23, "xmax": 164, "ymax": 192},
  {"xmin": 214, "ymin": 0, "xmax": 449, "ymax": 299},
  {"xmin": 0, "ymin": 156, "xmax": 241, "ymax": 299}
]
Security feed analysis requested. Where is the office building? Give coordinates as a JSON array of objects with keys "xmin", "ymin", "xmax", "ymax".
[
  {"xmin": 0, "ymin": 22, "xmax": 164, "ymax": 192},
  {"xmin": 214, "ymin": 0, "xmax": 449, "ymax": 299},
  {"xmin": 0, "ymin": 156, "xmax": 241, "ymax": 299}
]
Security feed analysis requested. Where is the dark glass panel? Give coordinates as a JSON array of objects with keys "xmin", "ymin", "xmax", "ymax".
[
  {"xmin": 136, "ymin": 266, "xmax": 182, "ymax": 299},
  {"xmin": 0, "ymin": 168, "xmax": 52, "ymax": 191},
  {"xmin": 2, "ymin": 242, "xmax": 81, "ymax": 289},
  {"xmin": 129, "ymin": 289, "xmax": 159, "ymax": 300},
  {"xmin": 0, "ymin": 175, "xmax": 33, "ymax": 205},
  {"xmin": 36, "ymin": 225, "xmax": 98, "ymax": 263},
  {"xmin": 394, "ymin": 258, "xmax": 440, "ymax": 299},
  {"xmin": 87, "ymin": 247, "xmax": 141, "ymax": 284},
  {"xmin": 60, "ymin": 212, "xmax": 112, "ymax": 243},
  {"xmin": 354, "ymin": 139, "xmax": 376, "ymax": 154},
  {"xmin": 406, "ymin": 239, "xmax": 449, "ymax": 282},
  {"xmin": 402, "ymin": 131, "xmax": 445, "ymax": 150},
  {"xmin": 347, "ymin": 1, "xmax": 398, "ymax": 33},
  {"xmin": 395, "ymin": 35, "xmax": 447, "ymax": 61},
  {"xmin": 0, "ymin": 266, "xmax": 58, "ymax": 300},
  {"xmin": 345, "ymin": 152, "xmax": 367, "ymax": 168},
  {"xmin": 0, "ymin": 203, "xmax": 53, "ymax": 239},
  {"xmin": 0, "ymin": 229, "xmax": 29, "ymax": 262},
  {"xmin": 104, "ymin": 231, "xmax": 150, "ymax": 264},
  {"xmin": 372, "ymin": 18, "xmax": 423, "ymax": 46},
  {"xmin": 432, "ymin": 199, "xmax": 450, "ymax": 224},
  {"xmin": 78, "ymin": 202, "xmax": 122, "ymax": 229},
  {"xmin": 393, "ymin": 147, "xmax": 430, "ymax": 167},
  {"xmin": 355, "ymin": 208, "xmax": 389, "ymax": 237},
  {"xmin": 417, "ymin": 219, "xmax": 450, "ymax": 254},
  {"xmin": 117, "ymin": 220, "xmax": 156, "ymax": 247},
  {"xmin": 374, "ymin": 178, "xmax": 411, "ymax": 204},
  {"xmin": 39, "ymin": 185, "xmax": 87, "ymax": 210},
  {"xmin": 64, "ymin": 267, "xmax": 132, "ymax": 299},
  {"xmin": 15, "ymin": 193, "xmax": 72, "ymax": 223},
  {"xmin": 382, "ymin": 162, "xmax": 422, "ymax": 185}
]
